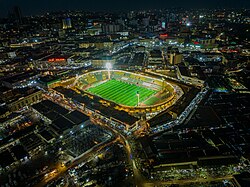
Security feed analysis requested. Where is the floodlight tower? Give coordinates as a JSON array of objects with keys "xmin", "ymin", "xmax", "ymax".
[
  {"xmin": 162, "ymin": 77, "xmax": 165, "ymax": 92},
  {"xmin": 136, "ymin": 91, "xmax": 140, "ymax": 106},
  {"xmin": 106, "ymin": 62, "xmax": 112, "ymax": 79}
]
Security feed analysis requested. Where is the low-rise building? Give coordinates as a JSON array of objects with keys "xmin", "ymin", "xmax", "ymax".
[{"xmin": 7, "ymin": 89, "xmax": 42, "ymax": 112}]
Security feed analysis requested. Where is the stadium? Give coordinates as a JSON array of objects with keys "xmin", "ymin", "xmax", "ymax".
[{"xmin": 73, "ymin": 69, "xmax": 182, "ymax": 115}]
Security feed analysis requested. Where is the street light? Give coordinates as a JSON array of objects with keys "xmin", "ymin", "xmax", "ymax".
[
  {"xmin": 136, "ymin": 91, "xmax": 140, "ymax": 106},
  {"xmin": 106, "ymin": 62, "xmax": 112, "ymax": 79}
]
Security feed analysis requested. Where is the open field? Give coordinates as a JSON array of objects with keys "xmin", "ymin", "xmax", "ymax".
[{"xmin": 86, "ymin": 79, "xmax": 157, "ymax": 106}]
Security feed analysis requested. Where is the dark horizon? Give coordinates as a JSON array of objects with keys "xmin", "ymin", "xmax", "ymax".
[{"xmin": 0, "ymin": 0, "xmax": 250, "ymax": 17}]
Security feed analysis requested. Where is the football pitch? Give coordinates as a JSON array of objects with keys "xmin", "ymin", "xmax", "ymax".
[{"xmin": 86, "ymin": 79, "xmax": 157, "ymax": 106}]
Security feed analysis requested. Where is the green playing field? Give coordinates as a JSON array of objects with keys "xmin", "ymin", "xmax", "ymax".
[{"xmin": 86, "ymin": 79, "xmax": 156, "ymax": 106}]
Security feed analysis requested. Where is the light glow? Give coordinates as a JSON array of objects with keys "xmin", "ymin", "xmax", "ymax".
[{"xmin": 106, "ymin": 62, "xmax": 112, "ymax": 70}]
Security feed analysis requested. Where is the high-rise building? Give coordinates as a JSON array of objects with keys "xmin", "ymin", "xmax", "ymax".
[
  {"xmin": 9, "ymin": 6, "xmax": 23, "ymax": 24},
  {"xmin": 161, "ymin": 21, "xmax": 166, "ymax": 29},
  {"xmin": 102, "ymin": 24, "xmax": 120, "ymax": 34},
  {"xmin": 62, "ymin": 18, "xmax": 72, "ymax": 29}
]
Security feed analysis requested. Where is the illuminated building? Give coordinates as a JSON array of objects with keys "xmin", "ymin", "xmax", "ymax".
[
  {"xmin": 47, "ymin": 55, "xmax": 71, "ymax": 65},
  {"xmin": 166, "ymin": 47, "xmax": 182, "ymax": 65},
  {"xmin": 62, "ymin": 18, "xmax": 72, "ymax": 29},
  {"xmin": 168, "ymin": 53, "xmax": 183, "ymax": 65},
  {"xmin": 102, "ymin": 24, "xmax": 120, "ymax": 34},
  {"xmin": 0, "ymin": 106, "xmax": 11, "ymax": 120},
  {"xmin": 159, "ymin": 33, "xmax": 168, "ymax": 40},
  {"xmin": 193, "ymin": 38, "xmax": 215, "ymax": 45},
  {"xmin": 7, "ymin": 89, "xmax": 42, "ymax": 112},
  {"xmin": 79, "ymin": 41, "xmax": 113, "ymax": 49},
  {"xmin": 148, "ymin": 50, "xmax": 164, "ymax": 68},
  {"xmin": 161, "ymin": 21, "xmax": 166, "ymax": 29}
]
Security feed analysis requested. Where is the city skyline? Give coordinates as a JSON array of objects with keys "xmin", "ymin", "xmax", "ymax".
[{"xmin": 0, "ymin": 0, "xmax": 250, "ymax": 17}]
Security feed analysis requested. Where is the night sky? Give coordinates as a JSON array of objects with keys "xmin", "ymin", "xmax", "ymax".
[{"xmin": 0, "ymin": 0, "xmax": 249, "ymax": 17}]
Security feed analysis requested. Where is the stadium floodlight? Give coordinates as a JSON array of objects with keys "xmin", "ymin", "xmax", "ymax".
[
  {"xmin": 136, "ymin": 91, "xmax": 140, "ymax": 106},
  {"xmin": 106, "ymin": 62, "xmax": 112, "ymax": 69},
  {"xmin": 162, "ymin": 77, "xmax": 165, "ymax": 91},
  {"xmin": 106, "ymin": 62, "xmax": 112, "ymax": 79}
]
